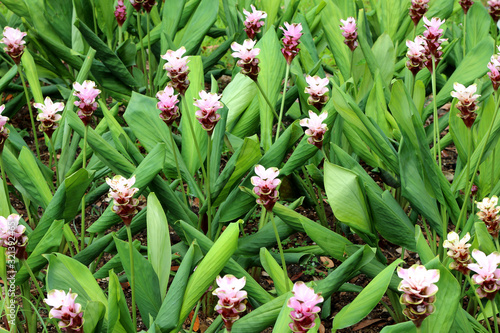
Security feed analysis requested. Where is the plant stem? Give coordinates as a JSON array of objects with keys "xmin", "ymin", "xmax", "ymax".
[
  {"xmin": 181, "ymin": 97, "xmax": 207, "ymax": 181},
  {"xmin": 83, "ymin": 125, "xmax": 88, "ymax": 169},
  {"xmin": 492, "ymin": 298, "xmax": 499, "ymax": 333},
  {"xmin": 18, "ymin": 67, "xmax": 41, "ymax": 160},
  {"xmin": 270, "ymin": 211, "xmax": 290, "ymax": 293},
  {"xmin": 168, "ymin": 126, "xmax": 188, "ymax": 205},
  {"xmin": 206, "ymin": 134, "xmax": 213, "ymax": 239},
  {"xmin": 80, "ymin": 126, "xmax": 88, "ymax": 251},
  {"xmin": 48, "ymin": 137, "xmax": 58, "ymax": 186},
  {"xmin": 137, "ymin": 10, "xmax": 148, "ymax": 94},
  {"xmin": 259, "ymin": 208, "xmax": 267, "ymax": 230},
  {"xmin": 147, "ymin": 13, "xmax": 154, "ymax": 96},
  {"xmin": 463, "ymin": 13, "xmax": 467, "ymax": 59},
  {"xmin": 126, "ymin": 226, "xmax": 137, "ymax": 328},
  {"xmin": 466, "ymin": 274, "xmax": 493, "ymax": 333},
  {"xmin": 492, "ymin": 149, "xmax": 496, "ymax": 193},
  {"xmin": 188, "ymin": 300, "xmax": 202, "ymax": 333},
  {"xmin": 276, "ymin": 64, "xmax": 290, "ymax": 143},
  {"xmin": 118, "ymin": 25, "xmax": 123, "ymax": 46},
  {"xmin": 0, "ymin": 152, "xmax": 9, "ymax": 207},
  {"xmin": 431, "ymin": 56, "xmax": 442, "ymax": 170},
  {"xmin": 413, "ymin": 24, "xmax": 417, "ymax": 40}
]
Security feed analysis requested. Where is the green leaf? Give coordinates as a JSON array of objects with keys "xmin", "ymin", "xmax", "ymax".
[
  {"xmin": 332, "ymin": 259, "xmax": 403, "ymax": 330},
  {"xmin": 43, "ymin": 0, "xmax": 73, "ymax": 47},
  {"xmin": 108, "ymin": 269, "xmax": 134, "ymax": 333},
  {"xmin": 162, "ymin": 0, "xmax": 186, "ymax": 40},
  {"xmin": 262, "ymin": 0, "xmax": 281, "ymax": 29},
  {"xmin": 83, "ymin": 301, "xmax": 106, "ymax": 333},
  {"xmin": 260, "ymin": 248, "xmax": 293, "ymax": 296},
  {"xmin": 147, "ymin": 193, "xmax": 171, "ymax": 300},
  {"xmin": 475, "ymin": 222, "xmax": 496, "ymax": 254},
  {"xmin": 415, "ymin": 225, "xmax": 435, "ymax": 264},
  {"xmin": 94, "ymin": 0, "xmax": 116, "ymax": 45},
  {"xmin": 21, "ymin": 52, "xmax": 43, "ymax": 103},
  {"xmin": 465, "ymin": 3, "xmax": 490, "ymax": 53}
]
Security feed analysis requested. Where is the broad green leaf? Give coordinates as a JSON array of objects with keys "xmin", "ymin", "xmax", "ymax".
[
  {"xmin": 415, "ymin": 225, "xmax": 435, "ymax": 264},
  {"xmin": 0, "ymin": 0, "xmax": 30, "ymax": 18},
  {"xmin": 43, "ymin": 0, "xmax": 73, "ymax": 47},
  {"xmin": 162, "ymin": 0, "xmax": 186, "ymax": 40},
  {"xmin": 465, "ymin": 3, "xmax": 490, "ymax": 53},
  {"xmin": 94, "ymin": 0, "xmax": 116, "ymax": 45},
  {"xmin": 224, "ymin": 74, "xmax": 258, "ymax": 127},
  {"xmin": 260, "ymin": 248, "xmax": 293, "ymax": 296},
  {"xmin": 262, "ymin": 0, "xmax": 281, "ymax": 29},
  {"xmin": 21, "ymin": 51, "xmax": 43, "ymax": 103},
  {"xmin": 147, "ymin": 193, "xmax": 171, "ymax": 300},
  {"xmin": 83, "ymin": 301, "xmax": 105, "ymax": 333},
  {"xmin": 475, "ymin": 222, "xmax": 496, "ymax": 254}
]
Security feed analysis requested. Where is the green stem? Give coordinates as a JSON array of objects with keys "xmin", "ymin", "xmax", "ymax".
[
  {"xmin": 431, "ymin": 56, "xmax": 442, "ymax": 170},
  {"xmin": 181, "ymin": 96, "xmax": 207, "ymax": 181},
  {"xmin": 258, "ymin": 208, "xmax": 267, "ymax": 230},
  {"xmin": 18, "ymin": 67, "xmax": 41, "ymax": 160},
  {"xmin": 0, "ymin": 152, "xmax": 9, "ymax": 207},
  {"xmin": 463, "ymin": 13, "xmax": 467, "ymax": 59},
  {"xmin": 276, "ymin": 64, "xmax": 290, "ymax": 143},
  {"xmin": 188, "ymin": 300, "xmax": 202, "ymax": 333},
  {"xmin": 137, "ymin": 10, "xmax": 148, "ymax": 93},
  {"xmin": 413, "ymin": 24, "xmax": 417, "ymax": 40},
  {"xmin": 147, "ymin": 13, "xmax": 154, "ymax": 97},
  {"xmin": 83, "ymin": 125, "xmax": 88, "ymax": 169},
  {"xmin": 416, "ymin": 326, "xmax": 422, "ymax": 333},
  {"xmin": 493, "ymin": 298, "xmax": 499, "ymax": 333},
  {"xmin": 22, "ymin": 194, "xmax": 34, "ymax": 229},
  {"xmin": 118, "ymin": 25, "xmax": 123, "ymax": 46},
  {"xmin": 492, "ymin": 149, "xmax": 496, "ymax": 193},
  {"xmin": 80, "ymin": 126, "xmax": 88, "ymax": 251},
  {"xmin": 168, "ymin": 126, "xmax": 188, "ymax": 206},
  {"xmin": 466, "ymin": 274, "xmax": 493, "ymax": 333},
  {"xmin": 269, "ymin": 211, "xmax": 290, "ymax": 293},
  {"xmin": 126, "ymin": 226, "xmax": 137, "ymax": 328},
  {"xmin": 206, "ymin": 135, "xmax": 213, "ymax": 239},
  {"xmin": 48, "ymin": 137, "xmax": 58, "ymax": 188}
]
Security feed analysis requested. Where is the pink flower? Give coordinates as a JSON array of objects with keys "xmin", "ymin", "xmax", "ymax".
[
  {"xmin": 409, "ymin": 0, "xmax": 429, "ymax": 26},
  {"xmin": 422, "ymin": 17, "xmax": 446, "ymax": 72},
  {"xmin": 142, "ymin": 0, "xmax": 157, "ymax": 13},
  {"xmin": 1, "ymin": 27, "xmax": 27, "ymax": 64},
  {"xmin": 287, "ymin": 282, "xmax": 323, "ymax": 333},
  {"xmin": 340, "ymin": 17, "xmax": 358, "ymax": 52},
  {"xmin": 406, "ymin": 36, "xmax": 427, "ymax": 76},
  {"xmin": 443, "ymin": 231, "xmax": 471, "ymax": 274},
  {"xmin": 0, "ymin": 105, "xmax": 9, "ymax": 151},
  {"xmin": 251, "ymin": 165, "xmax": 280, "ymax": 211},
  {"xmin": 468, "ymin": 249, "xmax": 500, "ymax": 299},
  {"xmin": 459, "ymin": 0, "xmax": 474, "ymax": 15},
  {"xmin": 115, "ymin": 0, "xmax": 127, "ymax": 26},
  {"xmin": 213, "ymin": 275, "xmax": 247, "ymax": 331},
  {"xmin": 489, "ymin": 48, "xmax": 500, "ymax": 90},
  {"xmin": 194, "ymin": 91, "xmax": 223, "ymax": 135},
  {"xmin": 280, "ymin": 22, "xmax": 303, "ymax": 64},
  {"xmin": 305, "ymin": 75, "xmax": 329, "ymax": 110},
  {"xmin": 0, "ymin": 214, "xmax": 28, "ymax": 259},
  {"xmin": 157, "ymin": 85, "xmax": 180, "ymax": 126},
  {"xmin": 489, "ymin": 0, "xmax": 500, "ymax": 22},
  {"xmin": 231, "ymin": 39, "xmax": 261, "ymax": 81},
  {"xmin": 162, "ymin": 47, "xmax": 190, "ymax": 95},
  {"xmin": 34, "ymin": 97, "xmax": 63, "ymax": 138},
  {"xmin": 130, "ymin": 0, "xmax": 142, "ymax": 11},
  {"xmin": 106, "ymin": 175, "xmax": 139, "ymax": 226},
  {"xmin": 300, "ymin": 111, "xmax": 328, "ymax": 149},
  {"xmin": 44, "ymin": 289, "xmax": 83, "ymax": 332},
  {"xmin": 451, "ymin": 83, "xmax": 480, "ymax": 128},
  {"xmin": 73, "ymin": 80, "xmax": 100, "ymax": 126},
  {"xmin": 423, "ymin": 17, "xmax": 445, "ymax": 39},
  {"xmin": 397, "ymin": 265, "xmax": 439, "ymax": 327},
  {"xmin": 243, "ymin": 5, "xmax": 267, "ymax": 39},
  {"xmin": 477, "ymin": 196, "xmax": 500, "ymax": 238}
]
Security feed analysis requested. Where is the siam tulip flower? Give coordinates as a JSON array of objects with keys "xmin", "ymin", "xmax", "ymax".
[
  {"xmin": 489, "ymin": 0, "xmax": 500, "ymax": 22},
  {"xmin": 468, "ymin": 249, "xmax": 500, "ymax": 299},
  {"xmin": 251, "ymin": 165, "xmax": 280, "ymax": 211},
  {"xmin": 451, "ymin": 82, "xmax": 480, "ymax": 128},
  {"xmin": 34, "ymin": 97, "xmax": 63, "ymax": 138},
  {"xmin": 231, "ymin": 39, "xmax": 261, "ymax": 81},
  {"xmin": 422, "ymin": 17, "xmax": 446, "ymax": 72},
  {"xmin": 459, "ymin": 0, "xmax": 474, "ymax": 15},
  {"xmin": 443, "ymin": 231, "xmax": 471, "ymax": 274},
  {"xmin": 488, "ymin": 48, "xmax": 500, "ymax": 91},
  {"xmin": 162, "ymin": 47, "xmax": 190, "ymax": 95},
  {"xmin": 44, "ymin": 289, "xmax": 84, "ymax": 332},
  {"xmin": 287, "ymin": 282, "xmax": 323, "ymax": 333},
  {"xmin": 471, "ymin": 184, "xmax": 479, "ymax": 196},
  {"xmin": 304, "ymin": 75, "xmax": 329, "ymax": 110},
  {"xmin": 406, "ymin": 36, "xmax": 427, "ymax": 76},
  {"xmin": 1, "ymin": 26, "xmax": 27, "ymax": 64},
  {"xmin": 0, "ymin": 214, "xmax": 28, "ymax": 260},
  {"xmin": 106, "ymin": 175, "xmax": 139, "ymax": 226},
  {"xmin": 73, "ymin": 80, "xmax": 101, "ymax": 126},
  {"xmin": 243, "ymin": 5, "xmax": 267, "ymax": 39},
  {"xmin": 142, "ymin": 0, "xmax": 157, "ymax": 13},
  {"xmin": 115, "ymin": 0, "xmax": 127, "ymax": 26},
  {"xmin": 397, "ymin": 265, "xmax": 439, "ymax": 328},
  {"xmin": 340, "ymin": 17, "xmax": 358, "ymax": 52},
  {"xmin": 213, "ymin": 275, "xmax": 247, "ymax": 332},
  {"xmin": 194, "ymin": 91, "xmax": 223, "ymax": 135},
  {"xmin": 156, "ymin": 85, "xmax": 180, "ymax": 126},
  {"xmin": 130, "ymin": 0, "xmax": 143, "ymax": 12},
  {"xmin": 409, "ymin": 0, "xmax": 429, "ymax": 26},
  {"xmin": 477, "ymin": 196, "xmax": 500, "ymax": 238},
  {"xmin": 280, "ymin": 22, "xmax": 303, "ymax": 65},
  {"xmin": 0, "ymin": 105, "xmax": 9, "ymax": 151},
  {"xmin": 300, "ymin": 110, "xmax": 328, "ymax": 149}
]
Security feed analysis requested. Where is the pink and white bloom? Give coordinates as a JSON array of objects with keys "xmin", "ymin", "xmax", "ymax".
[
  {"xmin": 34, "ymin": 97, "xmax": 64, "ymax": 138},
  {"xmin": 156, "ymin": 85, "xmax": 180, "ymax": 126},
  {"xmin": 213, "ymin": 275, "xmax": 247, "ymax": 331},
  {"xmin": 443, "ymin": 231, "xmax": 471, "ymax": 274},
  {"xmin": 281, "ymin": 22, "xmax": 303, "ymax": 65},
  {"xmin": 423, "ymin": 17, "xmax": 445, "ymax": 39},
  {"xmin": 162, "ymin": 47, "xmax": 190, "ymax": 95},
  {"xmin": 106, "ymin": 175, "xmax": 139, "ymax": 226},
  {"xmin": 194, "ymin": 91, "xmax": 223, "ymax": 135},
  {"xmin": 468, "ymin": 249, "xmax": 500, "ymax": 299},
  {"xmin": 243, "ymin": 5, "xmax": 267, "ymax": 39},
  {"xmin": 251, "ymin": 165, "xmax": 280, "ymax": 211},
  {"xmin": 305, "ymin": 75, "xmax": 329, "ymax": 109},
  {"xmin": 1, "ymin": 27, "xmax": 27, "ymax": 64},
  {"xmin": 231, "ymin": 39, "xmax": 261, "ymax": 81},
  {"xmin": 0, "ymin": 214, "xmax": 28, "ymax": 259},
  {"xmin": 73, "ymin": 80, "xmax": 100, "ymax": 126},
  {"xmin": 488, "ymin": 47, "xmax": 500, "ymax": 90},
  {"xmin": 115, "ymin": 0, "xmax": 127, "ymax": 26},
  {"xmin": 477, "ymin": 196, "xmax": 500, "ymax": 238},
  {"xmin": 489, "ymin": 0, "xmax": 500, "ymax": 22},
  {"xmin": 44, "ymin": 289, "xmax": 84, "ymax": 332},
  {"xmin": 340, "ymin": 17, "xmax": 358, "ymax": 51},
  {"xmin": 451, "ymin": 83, "xmax": 480, "ymax": 128},
  {"xmin": 409, "ymin": 0, "xmax": 429, "ymax": 26},
  {"xmin": 0, "ymin": 105, "xmax": 9, "ymax": 151},
  {"xmin": 397, "ymin": 265, "xmax": 439, "ymax": 327},
  {"xmin": 406, "ymin": 36, "xmax": 427, "ymax": 76},
  {"xmin": 287, "ymin": 282, "xmax": 323, "ymax": 333},
  {"xmin": 300, "ymin": 111, "xmax": 328, "ymax": 149},
  {"xmin": 422, "ymin": 17, "xmax": 445, "ymax": 72}
]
